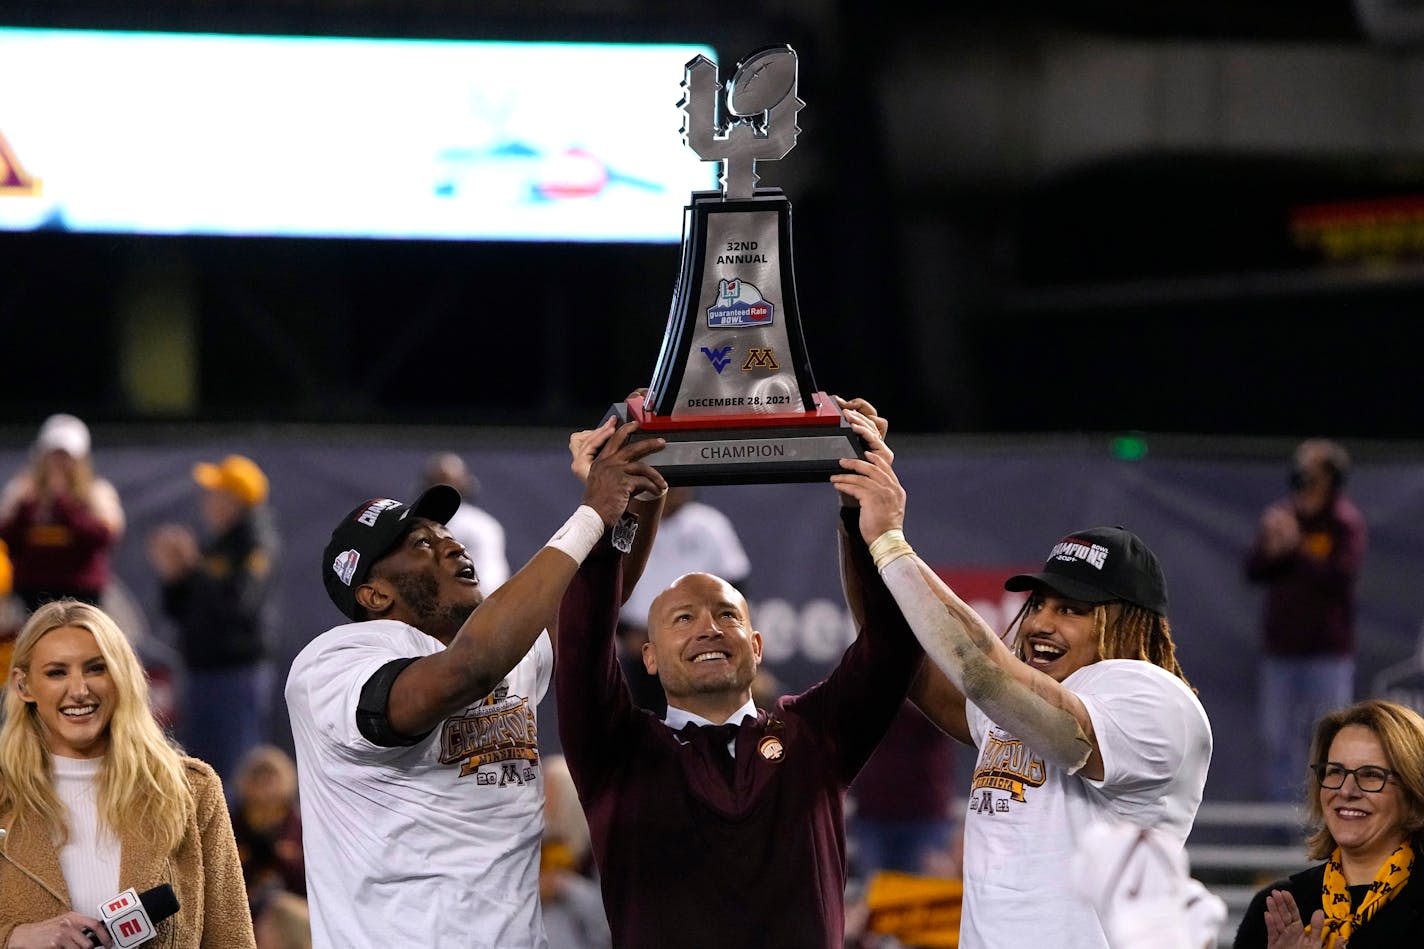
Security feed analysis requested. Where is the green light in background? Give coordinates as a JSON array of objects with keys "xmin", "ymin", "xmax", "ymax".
[{"xmin": 1110, "ymin": 433, "xmax": 1149, "ymax": 461}]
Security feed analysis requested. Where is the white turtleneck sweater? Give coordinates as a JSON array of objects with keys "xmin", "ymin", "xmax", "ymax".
[{"xmin": 51, "ymin": 754, "xmax": 121, "ymax": 913}]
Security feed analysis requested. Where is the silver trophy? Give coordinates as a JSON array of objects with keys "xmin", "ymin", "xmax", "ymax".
[{"xmin": 607, "ymin": 45, "xmax": 865, "ymax": 485}]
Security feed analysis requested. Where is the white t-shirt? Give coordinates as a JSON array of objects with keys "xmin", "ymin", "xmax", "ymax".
[
  {"xmin": 618, "ymin": 501, "xmax": 751, "ymax": 628},
  {"xmin": 959, "ymin": 660, "xmax": 1212, "ymax": 949},
  {"xmin": 285, "ymin": 620, "xmax": 552, "ymax": 949}
]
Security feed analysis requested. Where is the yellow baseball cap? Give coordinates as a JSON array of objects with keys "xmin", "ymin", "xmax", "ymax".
[
  {"xmin": 193, "ymin": 454, "xmax": 269, "ymax": 507},
  {"xmin": 0, "ymin": 539, "xmax": 12, "ymax": 598}
]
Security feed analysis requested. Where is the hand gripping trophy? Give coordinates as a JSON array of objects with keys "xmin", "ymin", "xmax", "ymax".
[{"xmin": 606, "ymin": 45, "xmax": 867, "ymax": 485}]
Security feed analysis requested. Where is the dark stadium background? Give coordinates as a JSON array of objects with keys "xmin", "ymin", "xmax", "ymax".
[{"xmin": 4, "ymin": 1, "xmax": 1423, "ymax": 439}]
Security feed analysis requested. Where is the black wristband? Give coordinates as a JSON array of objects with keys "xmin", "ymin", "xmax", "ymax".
[{"xmin": 357, "ymin": 657, "xmax": 432, "ymax": 747}]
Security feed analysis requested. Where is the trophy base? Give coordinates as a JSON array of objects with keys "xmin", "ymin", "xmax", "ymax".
[{"xmin": 602, "ymin": 392, "xmax": 867, "ymax": 486}]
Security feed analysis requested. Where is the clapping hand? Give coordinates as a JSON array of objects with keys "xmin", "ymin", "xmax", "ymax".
[{"xmin": 1263, "ymin": 890, "xmax": 1337, "ymax": 949}]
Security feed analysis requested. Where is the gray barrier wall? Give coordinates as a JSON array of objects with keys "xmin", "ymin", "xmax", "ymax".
[{"xmin": 4, "ymin": 426, "xmax": 1422, "ymax": 804}]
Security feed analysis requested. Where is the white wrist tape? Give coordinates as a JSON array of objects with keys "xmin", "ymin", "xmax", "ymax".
[
  {"xmin": 545, "ymin": 505, "xmax": 605, "ymax": 563},
  {"xmin": 870, "ymin": 529, "xmax": 914, "ymax": 571}
]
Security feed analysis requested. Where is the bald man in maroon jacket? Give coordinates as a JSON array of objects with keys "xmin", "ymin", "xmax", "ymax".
[{"xmin": 555, "ymin": 415, "xmax": 922, "ymax": 949}]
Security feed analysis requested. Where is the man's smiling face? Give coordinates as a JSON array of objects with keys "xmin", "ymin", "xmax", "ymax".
[
  {"xmin": 644, "ymin": 573, "xmax": 762, "ymax": 707},
  {"xmin": 1015, "ymin": 589, "xmax": 1105, "ymax": 682}
]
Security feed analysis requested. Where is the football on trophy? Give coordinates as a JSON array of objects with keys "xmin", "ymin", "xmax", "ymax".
[{"xmin": 725, "ymin": 46, "xmax": 797, "ymax": 117}]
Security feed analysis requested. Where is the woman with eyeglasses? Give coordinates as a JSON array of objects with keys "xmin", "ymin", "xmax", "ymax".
[{"xmin": 1234, "ymin": 699, "xmax": 1424, "ymax": 948}]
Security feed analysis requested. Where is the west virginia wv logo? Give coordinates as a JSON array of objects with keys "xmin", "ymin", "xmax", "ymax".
[{"xmin": 701, "ymin": 345, "xmax": 734, "ymax": 373}]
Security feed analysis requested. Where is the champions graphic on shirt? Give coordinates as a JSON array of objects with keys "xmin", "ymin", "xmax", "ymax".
[
  {"xmin": 968, "ymin": 726, "xmax": 1047, "ymax": 811},
  {"xmin": 439, "ymin": 682, "xmax": 540, "ymax": 780}
]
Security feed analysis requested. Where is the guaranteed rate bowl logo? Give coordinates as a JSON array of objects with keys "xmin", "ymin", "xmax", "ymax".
[{"xmin": 706, "ymin": 277, "xmax": 774, "ymax": 328}]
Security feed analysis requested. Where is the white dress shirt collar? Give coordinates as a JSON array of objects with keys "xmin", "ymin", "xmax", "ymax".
[{"xmin": 663, "ymin": 698, "xmax": 757, "ymax": 732}]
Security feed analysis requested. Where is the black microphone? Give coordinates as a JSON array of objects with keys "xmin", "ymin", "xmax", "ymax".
[{"xmin": 88, "ymin": 884, "xmax": 180, "ymax": 948}]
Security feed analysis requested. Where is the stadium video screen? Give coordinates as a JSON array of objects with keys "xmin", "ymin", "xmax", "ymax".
[{"xmin": 0, "ymin": 28, "xmax": 718, "ymax": 242}]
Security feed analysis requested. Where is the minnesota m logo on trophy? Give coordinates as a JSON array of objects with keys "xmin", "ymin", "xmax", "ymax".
[{"xmin": 607, "ymin": 45, "xmax": 866, "ymax": 485}]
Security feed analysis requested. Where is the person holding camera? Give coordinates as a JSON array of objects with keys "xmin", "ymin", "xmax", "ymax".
[{"xmin": 1246, "ymin": 439, "xmax": 1368, "ymax": 804}]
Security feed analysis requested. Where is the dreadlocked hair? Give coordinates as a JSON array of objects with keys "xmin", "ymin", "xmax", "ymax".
[
  {"xmin": 1100, "ymin": 603, "xmax": 1192, "ymax": 690},
  {"xmin": 1008, "ymin": 599, "xmax": 1193, "ymax": 691}
]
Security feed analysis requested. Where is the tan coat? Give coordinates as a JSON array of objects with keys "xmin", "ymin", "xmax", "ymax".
[{"xmin": 0, "ymin": 757, "xmax": 256, "ymax": 948}]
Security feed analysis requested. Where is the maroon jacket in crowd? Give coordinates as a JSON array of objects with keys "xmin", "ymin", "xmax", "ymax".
[
  {"xmin": 0, "ymin": 493, "xmax": 116, "ymax": 602},
  {"xmin": 1245, "ymin": 493, "xmax": 1367, "ymax": 657}
]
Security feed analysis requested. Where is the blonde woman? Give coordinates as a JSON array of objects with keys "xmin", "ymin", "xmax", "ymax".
[{"xmin": 0, "ymin": 600, "xmax": 254, "ymax": 948}]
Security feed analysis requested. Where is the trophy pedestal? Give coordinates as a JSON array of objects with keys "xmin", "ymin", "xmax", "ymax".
[{"xmin": 604, "ymin": 393, "xmax": 866, "ymax": 486}]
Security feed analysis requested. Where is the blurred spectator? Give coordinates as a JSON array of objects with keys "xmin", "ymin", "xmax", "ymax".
[
  {"xmin": 0, "ymin": 412, "xmax": 125, "ymax": 612},
  {"xmin": 147, "ymin": 454, "xmax": 280, "ymax": 786},
  {"xmin": 850, "ymin": 702, "xmax": 958, "ymax": 878},
  {"xmin": 751, "ymin": 666, "xmax": 783, "ymax": 710},
  {"xmin": 539, "ymin": 755, "xmax": 611, "ymax": 949},
  {"xmin": 253, "ymin": 888, "xmax": 312, "ymax": 949},
  {"xmin": 1246, "ymin": 438, "xmax": 1367, "ymax": 802},
  {"xmin": 419, "ymin": 451, "xmax": 510, "ymax": 592},
  {"xmin": 921, "ymin": 822, "xmax": 965, "ymax": 882},
  {"xmin": 0, "ymin": 539, "xmax": 16, "ymax": 671},
  {"xmin": 231, "ymin": 744, "xmax": 305, "ymax": 900},
  {"xmin": 615, "ymin": 486, "xmax": 751, "ymax": 714},
  {"xmin": 845, "ymin": 728, "xmax": 966, "ymax": 949}
]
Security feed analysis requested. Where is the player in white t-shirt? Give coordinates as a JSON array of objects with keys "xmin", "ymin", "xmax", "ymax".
[
  {"xmin": 830, "ymin": 401, "xmax": 1212, "ymax": 949},
  {"xmin": 286, "ymin": 419, "xmax": 666, "ymax": 949}
]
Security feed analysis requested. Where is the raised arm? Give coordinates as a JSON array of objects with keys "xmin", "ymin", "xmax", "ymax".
[
  {"xmin": 554, "ymin": 527, "xmax": 635, "ymax": 788},
  {"xmin": 1244, "ymin": 501, "xmax": 1300, "ymax": 582},
  {"xmin": 385, "ymin": 420, "xmax": 666, "ymax": 737},
  {"xmin": 568, "ymin": 411, "xmax": 667, "ymax": 601},
  {"xmin": 833, "ymin": 396, "xmax": 887, "ymax": 633},
  {"xmin": 830, "ymin": 443, "xmax": 1097, "ymax": 777},
  {"xmin": 830, "ymin": 400, "xmax": 972, "ymax": 746},
  {"xmin": 775, "ymin": 405, "xmax": 922, "ymax": 783}
]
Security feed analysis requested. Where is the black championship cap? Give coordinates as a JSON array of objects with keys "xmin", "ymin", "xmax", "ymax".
[
  {"xmin": 1004, "ymin": 526, "xmax": 1168, "ymax": 615},
  {"xmin": 321, "ymin": 485, "xmax": 462, "ymax": 620}
]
